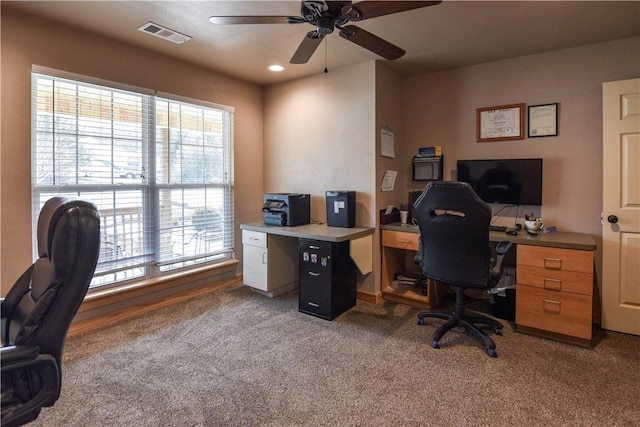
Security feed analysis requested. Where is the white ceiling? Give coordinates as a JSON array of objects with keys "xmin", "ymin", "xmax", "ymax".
[{"xmin": 5, "ymin": 1, "xmax": 640, "ymax": 86}]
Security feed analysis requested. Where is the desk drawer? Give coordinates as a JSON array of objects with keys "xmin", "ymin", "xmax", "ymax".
[
  {"xmin": 299, "ymin": 240, "xmax": 333, "ymax": 285},
  {"xmin": 242, "ymin": 230, "xmax": 267, "ymax": 248},
  {"xmin": 517, "ymin": 246, "xmax": 592, "ymax": 273},
  {"xmin": 517, "ymin": 265, "xmax": 592, "ymax": 296},
  {"xmin": 382, "ymin": 230, "xmax": 420, "ymax": 251},
  {"xmin": 516, "ymin": 285, "xmax": 592, "ymax": 340},
  {"xmin": 299, "ymin": 279, "xmax": 332, "ymax": 319}
]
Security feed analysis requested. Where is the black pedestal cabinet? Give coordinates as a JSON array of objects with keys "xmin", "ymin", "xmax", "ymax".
[{"xmin": 298, "ymin": 239, "xmax": 357, "ymax": 320}]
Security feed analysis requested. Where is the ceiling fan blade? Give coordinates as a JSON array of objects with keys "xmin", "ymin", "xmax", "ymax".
[
  {"xmin": 290, "ymin": 31, "xmax": 325, "ymax": 64},
  {"xmin": 339, "ymin": 25, "xmax": 405, "ymax": 60},
  {"xmin": 341, "ymin": 1, "xmax": 441, "ymax": 21},
  {"xmin": 209, "ymin": 16, "xmax": 292, "ymax": 25}
]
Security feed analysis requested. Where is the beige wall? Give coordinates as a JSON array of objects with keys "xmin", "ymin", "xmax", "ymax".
[
  {"xmin": 263, "ymin": 37, "xmax": 639, "ymax": 299},
  {"xmin": 263, "ymin": 61, "xmax": 377, "ymax": 293},
  {"xmin": 3, "ymin": 6, "xmax": 639, "ymax": 305},
  {"xmin": 0, "ymin": 9, "xmax": 264, "ymax": 294},
  {"xmin": 375, "ymin": 62, "xmax": 407, "ymax": 213},
  {"xmin": 401, "ymin": 36, "xmax": 640, "ymax": 300}
]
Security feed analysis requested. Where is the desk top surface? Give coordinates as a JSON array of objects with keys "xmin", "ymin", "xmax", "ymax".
[
  {"xmin": 241, "ymin": 222, "xmax": 375, "ymax": 242},
  {"xmin": 381, "ymin": 223, "xmax": 597, "ymax": 251}
]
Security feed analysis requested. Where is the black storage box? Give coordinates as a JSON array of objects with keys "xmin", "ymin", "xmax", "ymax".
[
  {"xmin": 491, "ymin": 288, "xmax": 516, "ymax": 321},
  {"xmin": 326, "ymin": 191, "xmax": 355, "ymax": 228}
]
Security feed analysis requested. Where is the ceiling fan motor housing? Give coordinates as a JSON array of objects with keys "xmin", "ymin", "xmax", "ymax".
[{"xmin": 316, "ymin": 16, "xmax": 335, "ymax": 34}]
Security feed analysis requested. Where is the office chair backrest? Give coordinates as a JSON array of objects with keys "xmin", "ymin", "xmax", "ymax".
[
  {"xmin": 1, "ymin": 197, "xmax": 100, "ymax": 369},
  {"xmin": 414, "ymin": 181, "xmax": 492, "ymax": 289}
]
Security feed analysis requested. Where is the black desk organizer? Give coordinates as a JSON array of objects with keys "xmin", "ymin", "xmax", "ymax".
[{"xmin": 298, "ymin": 239, "xmax": 357, "ymax": 320}]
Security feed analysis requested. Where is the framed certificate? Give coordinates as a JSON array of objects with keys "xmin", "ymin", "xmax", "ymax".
[
  {"xmin": 528, "ymin": 103, "xmax": 558, "ymax": 137},
  {"xmin": 476, "ymin": 103, "xmax": 525, "ymax": 142}
]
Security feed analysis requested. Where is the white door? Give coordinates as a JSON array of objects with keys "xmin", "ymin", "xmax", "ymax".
[{"xmin": 602, "ymin": 78, "xmax": 640, "ymax": 335}]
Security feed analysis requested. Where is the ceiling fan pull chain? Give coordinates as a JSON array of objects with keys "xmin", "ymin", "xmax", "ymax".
[{"xmin": 324, "ymin": 38, "xmax": 328, "ymax": 74}]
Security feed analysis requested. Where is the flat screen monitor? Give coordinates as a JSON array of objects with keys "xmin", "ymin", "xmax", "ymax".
[{"xmin": 456, "ymin": 158, "xmax": 543, "ymax": 205}]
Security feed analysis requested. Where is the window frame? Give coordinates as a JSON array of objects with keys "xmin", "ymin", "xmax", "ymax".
[{"xmin": 31, "ymin": 66, "xmax": 235, "ymax": 291}]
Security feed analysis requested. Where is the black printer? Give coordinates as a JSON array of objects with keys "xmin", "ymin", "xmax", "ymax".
[{"xmin": 263, "ymin": 193, "xmax": 310, "ymax": 226}]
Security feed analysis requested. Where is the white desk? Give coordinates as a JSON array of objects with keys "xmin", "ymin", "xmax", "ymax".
[{"xmin": 240, "ymin": 222, "xmax": 374, "ymax": 298}]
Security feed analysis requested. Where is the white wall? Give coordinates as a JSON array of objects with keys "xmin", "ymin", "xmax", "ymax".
[{"xmin": 263, "ymin": 61, "xmax": 377, "ymax": 292}]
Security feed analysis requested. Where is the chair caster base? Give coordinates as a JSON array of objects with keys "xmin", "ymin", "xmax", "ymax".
[
  {"xmin": 486, "ymin": 347, "xmax": 498, "ymax": 358},
  {"xmin": 431, "ymin": 340, "xmax": 441, "ymax": 349}
]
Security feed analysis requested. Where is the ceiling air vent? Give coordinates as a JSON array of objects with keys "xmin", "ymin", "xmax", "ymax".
[{"xmin": 138, "ymin": 22, "xmax": 191, "ymax": 44}]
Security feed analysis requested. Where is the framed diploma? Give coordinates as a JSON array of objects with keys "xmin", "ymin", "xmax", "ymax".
[
  {"xmin": 528, "ymin": 103, "xmax": 558, "ymax": 137},
  {"xmin": 476, "ymin": 103, "xmax": 525, "ymax": 142}
]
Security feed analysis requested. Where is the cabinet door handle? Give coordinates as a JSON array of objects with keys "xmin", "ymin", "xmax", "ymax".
[
  {"xmin": 543, "ymin": 257, "xmax": 563, "ymax": 269},
  {"xmin": 543, "ymin": 299, "xmax": 561, "ymax": 313},
  {"xmin": 262, "ymin": 252, "xmax": 267, "ymax": 264},
  {"xmin": 308, "ymin": 271, "xmax": 320, "ymax": 277},
  {"xmin": 309, "ymin": 245, "xmax": 320, "ymax": 250},
  {"xmin": 543, "ymin": 278, "xmax": 562, "ymax": 291},
  {"xmin": 308, "ymin": 302, "xmax": 320, "ymax": 307}
]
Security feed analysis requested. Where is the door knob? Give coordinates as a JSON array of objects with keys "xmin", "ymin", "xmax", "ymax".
[{"xmin": 607, "ymin": 215, "xmax": 618, "ymax": 224}]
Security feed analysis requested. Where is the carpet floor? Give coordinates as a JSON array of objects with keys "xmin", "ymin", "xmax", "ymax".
[{"xmin": 31, "ymin": 284, "xmax": 640, "ymax": 426}]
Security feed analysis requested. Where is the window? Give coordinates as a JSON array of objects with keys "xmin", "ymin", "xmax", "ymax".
[{"xmin": 32, "ymin": 67, "xmax": 234, "ymax": 289}]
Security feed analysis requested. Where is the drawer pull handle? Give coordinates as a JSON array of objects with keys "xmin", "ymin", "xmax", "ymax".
[
  {"xmin": 543, "ymin": 299, "xmax": 561, "ymax": 314},
  {"xmin": 397, "ymin": 239, "xmax": 411, "ymax": 243},
  {"xmin": 308, "ymin": 272, "xmax": 320, "ymax": 277},
  {"xmin": 308, "ymin": 302, "xmax": 320, "ymax": 307},
  {"xmin": 249, "ymin": 237, "xmax": 259, "ymax": 240},
  {"xmin": 543, "ymin": 278, "xmax": 562, "ymax": 291},
  {"xmin": 309, "ymin": 245, "xmax": 320, "ymax": 250},
  {"xmin": 543, "ymin": 257, "xmax": 563, "ymax": 269}
]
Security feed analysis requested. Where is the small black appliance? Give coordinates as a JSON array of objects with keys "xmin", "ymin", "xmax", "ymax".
[
  {"xmin": 263, "ymin": 193, "xmax": 310, "ymax": 226},
  {"xmin": 325, "ymin": 191, "xmax": 355, "ymax": 228}
]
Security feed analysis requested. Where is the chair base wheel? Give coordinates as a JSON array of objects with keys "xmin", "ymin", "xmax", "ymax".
[
  {"xmin": 486, "ymin": 348, "xmax": 498, "ymax": 358},
  {"xmin": 495, "ymin": 327, "xmax": 504, "ymax": 336},
  {"xmin": 431, "ymin": 340, "xmax": 441, "ymax": 349},
  {"xmin": 417, "ymin": 318, "xmax": 425, "ymax": 326}
]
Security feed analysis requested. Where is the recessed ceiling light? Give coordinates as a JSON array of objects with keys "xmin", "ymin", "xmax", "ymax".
[{"xmin": 268, "ymin": 64, "xmax": 285, "ymax": 72}]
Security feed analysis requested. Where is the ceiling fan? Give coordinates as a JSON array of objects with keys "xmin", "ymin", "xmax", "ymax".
[{"xmin": 209, "ymin": 1, "xmax": 442, "ymax": 64}]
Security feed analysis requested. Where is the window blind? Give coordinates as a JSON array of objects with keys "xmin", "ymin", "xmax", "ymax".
[{"xmin": 31, "ymin": 67, "xmax": 234, "ymax": 289}]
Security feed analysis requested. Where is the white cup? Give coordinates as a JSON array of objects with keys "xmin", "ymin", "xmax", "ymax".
[
  {"xmin": 400, "ymin": 210, "xmax": 408, "ymax": 226},
  {"xmin": 525, "ymin": 219, "xmax": 544, "ymax": 231}
]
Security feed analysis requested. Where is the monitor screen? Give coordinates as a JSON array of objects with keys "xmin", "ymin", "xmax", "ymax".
[{"xmin": 456, "ymin": 158, "xmax": 543, "ymax": 205}]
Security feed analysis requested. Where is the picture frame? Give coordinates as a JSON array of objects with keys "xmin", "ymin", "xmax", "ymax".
[
  {"xmin": 476, "ymin": 103, "xmax": 525, "ymax": 142},
  {"xmin": 528, "ymin": 103, "xmax": 558, "ymax": 137}
]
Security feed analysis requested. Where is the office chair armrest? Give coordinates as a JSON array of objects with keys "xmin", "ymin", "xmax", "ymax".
[
  {"xmin": 1, "ymin": 347, "xmax": 60, "ymax": 427},
  {"xmin": 495, "ymin": 241, "xmax": 513, "ymax": 256},
  {"xmin": 490, "ymin": 241, "xmax": 513, "ymax": 280},
  {"xmin": 1, "ymin": 345, "xmax": 41, "ymax": 367}
]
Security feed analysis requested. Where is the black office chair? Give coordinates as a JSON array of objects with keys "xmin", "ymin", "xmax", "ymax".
[
  {"xmin": 413, "ymin": 181, "xmax": 511, "ymax": 357},
  {"xmin": 1, "ymin": 197, "xmax": 100, "ymax": 426}
]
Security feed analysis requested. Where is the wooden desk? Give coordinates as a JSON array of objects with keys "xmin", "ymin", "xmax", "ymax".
[{"xmin": 380, "ymin": 223, "xmax": 597, "ymax": 346}]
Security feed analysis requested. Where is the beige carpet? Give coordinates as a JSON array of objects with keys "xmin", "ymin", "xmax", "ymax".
[{"xmin": 31, "ymin": 284, "xmax": 640, "ymax": 426}]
